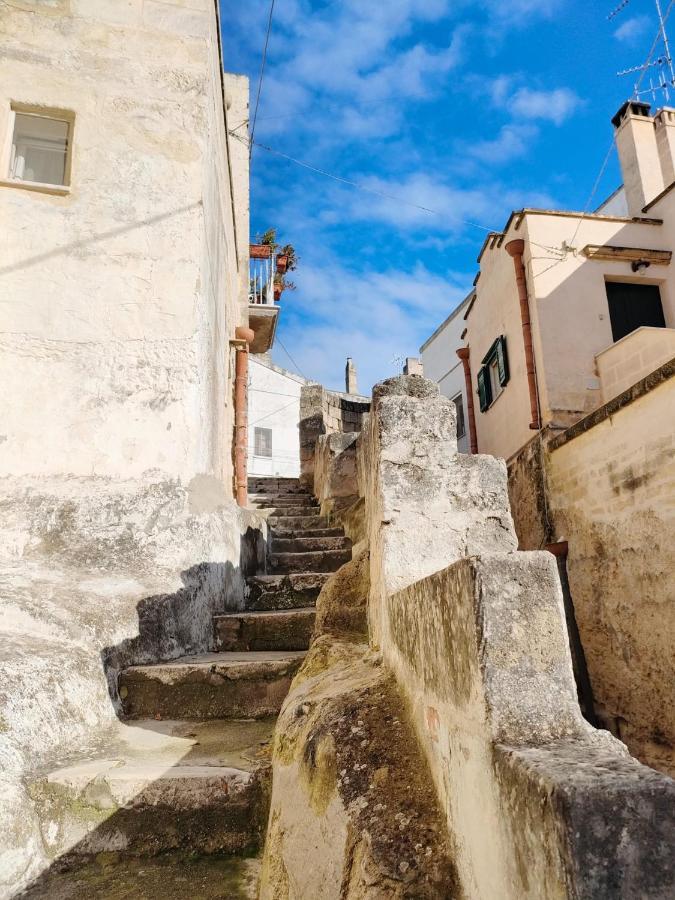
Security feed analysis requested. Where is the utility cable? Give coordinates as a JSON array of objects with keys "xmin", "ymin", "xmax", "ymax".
[
  {"xmin": 250, "ymin": 0, "xmax": 276, "ymax": 157},
  {"xmin": 232, "ymin": 130, "xmax": 565, "ymax": 257},
  {"xmin": 276, "ymin": 337, "xmax": 310, "ymax": 380},
  {"xmin": 565, "ymin": 0, "xmax": 675, "ymax": 252},
  {"xmin": 249, "ymin": 398, "xmax": 299, "ymax": 428}
]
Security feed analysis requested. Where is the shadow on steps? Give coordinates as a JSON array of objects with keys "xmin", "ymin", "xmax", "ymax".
[{"xmin": 15, "ymin": 529, "xmax": 275, "ymax": 898}]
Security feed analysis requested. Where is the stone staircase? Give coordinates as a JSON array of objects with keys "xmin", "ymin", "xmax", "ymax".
[{"xmin": 24, "ymin": 477, "xmax": 351, "ymax": 896}]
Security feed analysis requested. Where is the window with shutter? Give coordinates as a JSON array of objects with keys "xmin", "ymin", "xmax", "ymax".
[
  {"xmin": 477, "ymin": 367, "xmax": 490, "ymax": 412},
  {"xmin": 496, "ymin": 336, "xmax": 509, "ymax": 387},
  {"xmin": 478, "ymin": 335, "xmax": 509, "ymax": 412}
]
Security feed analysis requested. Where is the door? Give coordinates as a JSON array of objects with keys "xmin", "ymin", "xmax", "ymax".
[{"xmin": 605, "ymin": 282, "xmax": 666, "ymax": 342}]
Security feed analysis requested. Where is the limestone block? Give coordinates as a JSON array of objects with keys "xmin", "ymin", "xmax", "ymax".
[
  {"xmin": 384, "ymin": 552, "xmax": 675, "ymax": 899},
  {"xmin": 259, "ymin": 638, "xmax": 457, "ymax": 899},
  {"xmin": 364, "ymin": 376, "xmax": 517, "ymax": 646}
]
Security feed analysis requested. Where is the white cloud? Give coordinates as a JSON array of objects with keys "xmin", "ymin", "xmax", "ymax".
[
  {"xmin": 614, "ymin": 15, "xmax": 651, "ymax": 45},
  {"xmin": 469, "ymin": 123, "xmax": 539, "ymax": 164},
  {"xmin": 273, "ymin": 260, "xmax": 470, "ymax": 392},
  {"xmin": 510, "ymin": 87, "xmax": 581, "ymax": 125}
]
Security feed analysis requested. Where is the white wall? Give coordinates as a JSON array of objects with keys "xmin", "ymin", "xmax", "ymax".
[
  {"xmin": 248, "ymin": 358, "xmax": 305, "ymax": 478},
  {"xmin": 420, "ymin": 297, "xmax": 471, "ymax": 453},
  {"xmin": 0, "ymin": 0, "xmax": 249, "ymax": 490}
]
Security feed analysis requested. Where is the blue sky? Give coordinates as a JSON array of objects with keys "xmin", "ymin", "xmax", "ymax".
[{"xmin": 221, "ymin": 0, "xmax": 661, "ymax": 392}]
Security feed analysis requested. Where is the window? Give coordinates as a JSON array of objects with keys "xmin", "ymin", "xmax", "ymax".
[
  {"xmin": 254, "ymin": 427, "xmax": 272, "ymax": 458},
  {"xmin": 477, "ymin": 336, "xmax": 509, "ymax": 413},
  {"xmin": 8, "ymin": 110, "xmax": 73, "ymax": 188},
  {"xmin": 605, "ymin": 282, "xmax": 666, "ymax": 342},
  {"xmin": 452, "ymin": 393, "xmax": 466, "ymax": 439}
]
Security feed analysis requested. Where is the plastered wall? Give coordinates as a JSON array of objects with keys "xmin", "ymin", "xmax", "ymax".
[
  {"xmin": 0, "ymin": 0, "xmax": 249, "ymax": 489},
  {"xmin": 547, "ymin": 366, "xmax": 675, "ymax": 774}
]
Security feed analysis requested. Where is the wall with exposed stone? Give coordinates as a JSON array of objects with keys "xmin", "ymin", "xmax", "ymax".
[
  {"xmin": 265, "ymin": 374, "xmax": 675, "ymax": 899},
  {"xmin": 0, "ymin": 475, "xmax": 265, "ymax": 896},
  {"xmin": 299, "ymin": 384, "xmax": 370, "ymax": 487},
  {"xmin": 360, "ymin": 376, "xmax": 675, "ymax": 899},
  {"xmin": 0, "ymin": 0, "xmax": 249, "ymax": 490}
]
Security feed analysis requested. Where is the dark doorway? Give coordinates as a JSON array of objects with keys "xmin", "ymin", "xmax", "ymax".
[{"xmin": 605, "ymin": 281, "xmax": 666, "ymax": 342}]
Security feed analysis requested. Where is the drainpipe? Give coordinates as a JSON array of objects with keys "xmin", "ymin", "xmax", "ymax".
[
  {"xmin": 546, "ymin": 541, "xmax": 597, "ymax": 727},
  {"xmin": 505, "ymin": 239, "xmax": 541, "ymax": 430},
  {"xmin": 233, "ymin": 326, "xmax": 254, "ymax": 507},
  {"xmin": 456, "ymin": 347, "xmax": 478, "ymax": 454}
]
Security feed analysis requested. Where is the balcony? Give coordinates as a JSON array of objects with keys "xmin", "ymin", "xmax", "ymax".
[
  {"xmin": 595, "ymin": 326, "xmax": 675, "ymax": 403},
  {"xmin": 248, "ymin": 244, "xmax": 279, "ymax": 354}
]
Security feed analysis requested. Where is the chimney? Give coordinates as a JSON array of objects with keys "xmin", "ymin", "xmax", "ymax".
[
  {"xmin": 612, "ymin": 100, "xmax": 664, "ymax": 216},
  {"xmin": 655, "ymin": 107, "xmax": 675, "ymax": 188},
  {"xmin": 403, "ymin": 357, "xmax": 424, "ymax": 376},
  {"xmin": 345, "ymin": 357, "xmax": 358, "ymax": 394}
]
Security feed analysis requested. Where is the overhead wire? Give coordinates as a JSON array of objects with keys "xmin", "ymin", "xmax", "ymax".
[
  {"xmin": 249, "ymin": 0, "xmax": 276, "ymax": 157},
  {"xmin": 249, "ymin": 398, "xmax": 299, "ymax": 428},
  {"xmin": 276, "ymin": 337, "xmax": 311, "ymax": 380},
  {"xmin": 231, "ymin": 130, "xmax": 565, "ymax": 258},
  {"xmin": 564, "ymin": 0, "xmax": 675, "ymax": 257}
]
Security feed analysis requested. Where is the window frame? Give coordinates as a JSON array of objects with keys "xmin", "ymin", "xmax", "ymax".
[
  {"xmin": 2, "ymin": 104, "xmax": 75, "ymax": 196},
  {"xmin": 451, "ymin": 392, "xmax": 466, "ymax": 439},
  {"xmin": 254, "ymin": 426, "xmax": 273, "ymax": 459},
  {"xmin": 477, "ymin": 335, "xmax": 510, "ymax": 413}
]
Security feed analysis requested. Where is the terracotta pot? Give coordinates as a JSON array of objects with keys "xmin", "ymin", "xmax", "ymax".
[
  {"xmin": 274, "ymin": 284, "xmax": 284, "ymax": 301},
  {"xmin": 276, "ymin": 254, "xmax": 289, "ymax": 274},
  {"xmin": 250, "ymin": 244, "xmax": 272, "ymax": 260}
]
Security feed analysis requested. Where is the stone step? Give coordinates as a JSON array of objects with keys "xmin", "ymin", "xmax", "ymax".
[
  {"xmin": 267, "ymin": 505, "xmax": 322, "ymax": 518},
  {"xmin": 270, "ymin": 526, "xmax": 344, "ymax": 540},
  {"xmin": 245, "ymin": 573, "xmax": 331, "ymax": 611},
  {"xmin": 119, "ymin": 652, "xmax": 305, "ymax": 720},
  {"xmin": 267, "ymin": 515, "xmax": 329, "ymax": 531},
  {"xmin": 27, "ymin": 718, "xmax": 274, "ymax": 863},
  {"xmin": 249, "ymin": 494, "xmax": 316, "ymax": 508},
  {"xmin": 272, "ymin": 535, "xmax": 351, "ymax": 553},
  {"xmin": 19, "ymin": 855, "xmax": 261, "ymax": 899},
  {"xmin": 214, "ymin": 608, "xmax": 315, "ymax": 652},
  {"xmin": 248, "ymin": 478, "xmax": 304, "ymax": 493},
  {"xmin": 269, "ymin": 549, "xmax": 352, "ymax": 575}
]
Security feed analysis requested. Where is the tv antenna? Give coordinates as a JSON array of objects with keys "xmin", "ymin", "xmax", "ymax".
[{"xmin": 615, "ymin": 0, "xmax": 675, "ymax": 102}]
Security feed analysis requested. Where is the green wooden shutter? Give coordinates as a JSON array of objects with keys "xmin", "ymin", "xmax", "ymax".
[
  {"xmin": 496, "ymin": 336, "xmax": 510, "ymax": 387},
  {"xmin": 477, "ymin": 366, "xmax": 490, "ymax": 412}
]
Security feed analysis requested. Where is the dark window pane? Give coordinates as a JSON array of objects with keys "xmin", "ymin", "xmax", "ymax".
[{"xmin": 605, "ymin": 282, "xmax": 665, "ymax": 342}]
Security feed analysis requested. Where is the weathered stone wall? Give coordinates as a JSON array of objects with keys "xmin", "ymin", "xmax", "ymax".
[
  {"xmin": 362, "ymin": 375, "xmax": 675, "ymax": 899},
  {"xmin": 0, "ymin": 0, "xmax": 248, "ymax": 489},
  {"xmin": 259, "ymin": 638, "xmax": 458, "ymax": 899},
  {"xmin": 299, "ymin": 384, "xmax": 369, "ymax": 487},
  {"xmin": 0, "ymin": 475, "xmax": 265, "ymax": 896},
  {"xmin": 546, "ymin": 361, "xmax": 675, "ymax": 774},
  {"xmin": 506, "ymin": 430, "xmax": 552, "ymax": 551},
  {"xmin": 313, "ymin": 432, "xmax": 359, "ymax": 518}
]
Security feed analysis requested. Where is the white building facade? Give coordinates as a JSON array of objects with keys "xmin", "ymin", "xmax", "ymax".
[
  {"xmin": 248, "ymin": 357, "xmax": 307, "ymax": 478},
  {"xmin": 420, "ymin": 294, "xmax": 472, "ymax": 453}
]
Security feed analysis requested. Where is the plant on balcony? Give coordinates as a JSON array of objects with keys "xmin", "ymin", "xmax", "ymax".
[{"xmin": 255, "ymin": 228, "xmax": 299, "ymax": 297}]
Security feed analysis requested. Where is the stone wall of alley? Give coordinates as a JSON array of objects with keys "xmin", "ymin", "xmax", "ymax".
[
  {"xmin": 509, "ymin": 358, "xmax": 675, "ymax": 776},
  {"xmin": 262, "ymin": 375, "xmax": 675, "ymax": 900}
]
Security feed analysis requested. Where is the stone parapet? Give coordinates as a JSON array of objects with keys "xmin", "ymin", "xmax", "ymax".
[{"xmin": 364, "ymin": 375, "xmax": 675, "ymax": 899}]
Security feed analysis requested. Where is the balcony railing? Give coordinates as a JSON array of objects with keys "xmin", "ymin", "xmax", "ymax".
[{"xmin": 249, "ymin": 244, "xmax": 277, "ymax": 306}]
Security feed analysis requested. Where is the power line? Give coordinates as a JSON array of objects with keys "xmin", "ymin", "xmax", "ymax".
[
  {"xmin": 276, "ymin": 337, "xmax": 311, "ymax": 380},
  {"xmin": 565, "ymin": 0, "xmax": 675, "ymax": 253},
  {"xmin": 250, "ymin": 0, "xmax": 276, "ymax": 156},
  {"xmin": 249, "ymin": 398, "xmax": 299, "ymax": 428},
  {"xmin": 232, "ymin": 130, "xmax": 565, "ymax": 257}
]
